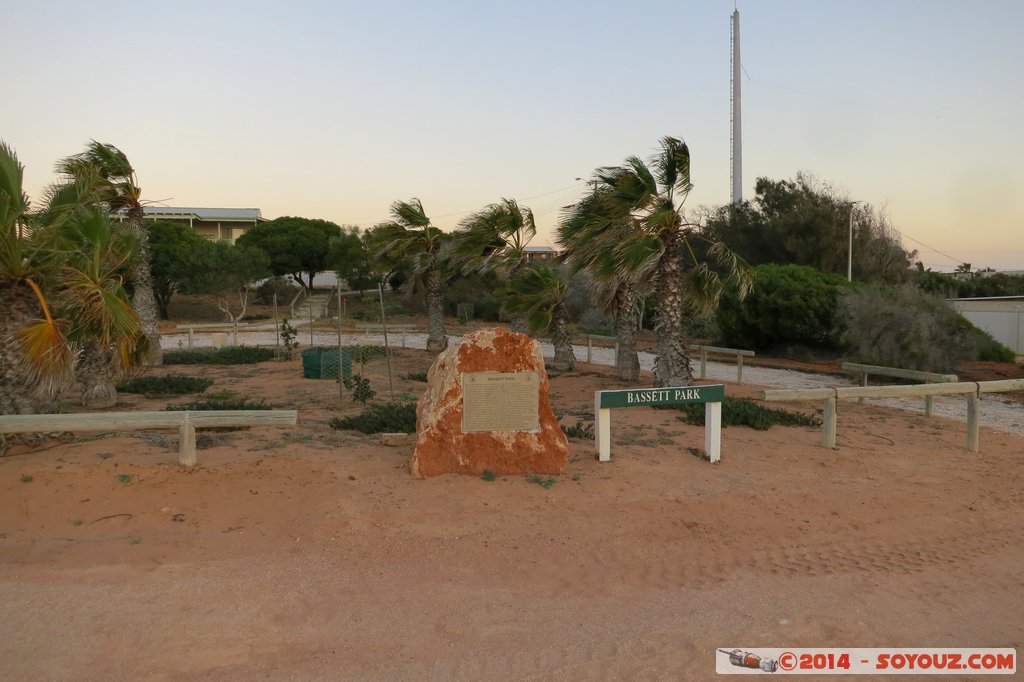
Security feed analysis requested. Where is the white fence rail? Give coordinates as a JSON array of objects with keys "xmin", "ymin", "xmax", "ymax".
[
  {"xmin": 759, "ymin": 379, "xmax": 1024, "ymax": 452},
  {"xmin": 0, "ymin": 410, "xmax": 298, "ymax": 467}
]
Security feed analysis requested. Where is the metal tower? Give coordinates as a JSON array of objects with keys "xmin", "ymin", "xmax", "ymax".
[{"xmin": 730, "ymin": 9, "xmax": 742, "ymax": 204}]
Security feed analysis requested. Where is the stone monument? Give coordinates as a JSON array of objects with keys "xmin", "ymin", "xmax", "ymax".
[{"xmin": 410, "ymin": 328, "xmax": 569, "ymax": 478}]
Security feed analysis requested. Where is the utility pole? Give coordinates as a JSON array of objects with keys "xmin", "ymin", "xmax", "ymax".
[{"xmin": 847, "ymin": 201, "xmax": 861, "ymax": 281}]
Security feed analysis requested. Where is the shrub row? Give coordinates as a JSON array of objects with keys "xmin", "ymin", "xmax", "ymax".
[
  {"xmin": 117, "ymin": 374, "xmax": 213, "ymax": 396},
  {"xmin": 659, "ymin": 396, "xmax": 819, "ymax": 431},
  {"xmin": 163, "ymin": 346, "xmax": 276, "ymax": 365},
  {"xmin": 329, "ymin": 402, "xmax": 417, "ymax": 434}
]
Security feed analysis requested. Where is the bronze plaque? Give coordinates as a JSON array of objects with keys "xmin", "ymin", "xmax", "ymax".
[{"xmin": 462, "ymin": 371, "xmax": 540, "ymax": 432}]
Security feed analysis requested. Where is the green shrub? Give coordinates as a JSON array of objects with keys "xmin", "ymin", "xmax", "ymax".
[
  {"xmin": 167, "ymin": 390, "xmax": 268, "ymax": 411},
  {"xmin": 840, "ymin": 286, "xmax": 1015, "ymax": 371},
  {"xmin": 240, "ymin": 313, "xmax": 271, "ymax": 321},
  {"xmin": 563, "ymin": 420, "xmax": 594, "ymax": 440},
  {"xmin": 329, "ymin": 402, "xmax": 417, "ymax": 434},
  {"xmin": 342, "ymin": 375, "xmax": 375, "ymax": 403},
  {"xmin": 254, "ymin": 276, "xmax": 299, "ymax": 305},
  {"xmin": 660, "ymin": 396, "xmax": 819, "ymax": 430},
  {"xmin": 716, "ymin": 264, "xmax": 850, "ymax": 352},
  {"xmin": 685, "ymin": 312, "xmax": 720, "ymax": 341},
  {"xmin": 163, "ymin": 346, "xmax": 276, "ymax": 365},
  {"xmin": 402, "ymin": 372, "xmax": 428, "ymax": 382},
  {"xmin": 117, "ymin": 374, "xmax": 214, "ymax": 396},
  {"xmin": 526, "ymin": 474, "xmax": 556, "ymax": 488}
]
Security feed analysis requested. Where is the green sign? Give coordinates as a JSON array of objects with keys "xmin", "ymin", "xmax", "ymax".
[{"xmin": 598, "ymin": 384, "xmax": 725, "ymax": 409}]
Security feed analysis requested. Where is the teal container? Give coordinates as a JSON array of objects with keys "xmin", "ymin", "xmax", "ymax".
[{"xmin": 301, "ymin": 347, "xmax": 352, "ymax": 380}]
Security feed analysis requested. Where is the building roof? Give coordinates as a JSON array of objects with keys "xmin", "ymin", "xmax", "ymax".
[
  {"xmin": 524, "ymin": 245, "xmax": 559, "ymax": 254},
  {"xmin": 143, "ymin": 207, "xmax": 265, "ymax": 221}
]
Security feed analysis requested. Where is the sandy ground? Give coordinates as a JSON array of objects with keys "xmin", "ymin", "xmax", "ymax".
[{"xmin": 2, "ymin": 339, "xmax": 1023, "ymax": 680}]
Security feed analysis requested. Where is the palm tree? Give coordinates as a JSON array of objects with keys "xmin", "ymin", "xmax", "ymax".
[
  {"xmin": 57, "ymin": 207, "xmax": 142, "ymax": 407},
  {"xmin": 558, "ymin": 188, "xmax": 644, "ymax": 381},
  {"xmin": 502, "ymin": 263, "xmax": 575, "ymax": 370},
  {"xmin": 0, "ymin": 142, "xmax": 141, "ymax": 414},
  {"xmin": 56, "ymin": 141, "xmax": 161, "ymax": 365},
  {"xmin": 453, "ymin": 198, "xmax": 536, "ymax": 333},
  {"xmin": 372, "ymin": 198, "xmax": 449, "ymax": 352},
  {"xmin": 562, "ymin": 136, "xmax": 751, "ymax": 386}
]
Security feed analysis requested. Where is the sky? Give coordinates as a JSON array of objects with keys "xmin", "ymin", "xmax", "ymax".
[{"xmin": 3, "ymin": 0, "xmax": 1022, "ymax": 271}]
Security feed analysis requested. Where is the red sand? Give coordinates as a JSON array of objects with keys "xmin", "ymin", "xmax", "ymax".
[{"xmin": 2, "ymin": 351, "xmax": 1022, "ymax": 680}]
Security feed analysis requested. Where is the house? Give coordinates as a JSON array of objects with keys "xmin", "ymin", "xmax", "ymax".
[
  {"xmin": 142, "ymin": 207, "xmax": 266, "ymax": 244},
  {"xmin": 524, "ymin": 245, "xmax": 560, "ymax": 262},
  {"xmin": 947, "ymin": 296, "xmax": 1024, "ymax": 355}
]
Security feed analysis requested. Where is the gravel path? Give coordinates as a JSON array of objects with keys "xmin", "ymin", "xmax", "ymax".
[{"xmin": 161, "ymin": 328, "xmax": 1024, "ymax": 438}]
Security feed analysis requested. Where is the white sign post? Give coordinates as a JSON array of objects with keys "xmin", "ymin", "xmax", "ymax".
[{"xmin": 594, "ymin": 384, "xmax": 725, "ymax": 463}]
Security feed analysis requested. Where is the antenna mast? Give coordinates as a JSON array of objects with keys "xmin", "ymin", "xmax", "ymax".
[{"xmin": 730, "ymin": 9, "xmax": 742, "ymax": 204}]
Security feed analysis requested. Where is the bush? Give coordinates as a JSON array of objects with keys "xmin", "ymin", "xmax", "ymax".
[
  {"xmin": 163, "ymin": 346, "xmax": 276, "ymax": 365},
  {"xmin": 562, "ymin": 420, "xmax": 594, "ymax": 440},
  {"xmin": 840, "ymin": 286, "xmax": 1015, "ymax": 372},
  {"xmin": 716, "ymin": 264, "xmax": 850, "ymax": 352},
  {"xmin": 402, "ymin": 372, "xmax": 428, "ymax": 382},
  {"xmin": 254, "ymin": 276, "xmax": 299, "ymax": 305},
  {"xmin": 329, "ymin": 402, "xmax": 417, "ymax": 434},
  {"xmin": 117, "ymin": 374, "xmax": 213, "ymax": 396},
  {"xmin": 685, "ymin": 312, "xmax": 720, "ymax": 341},
  {"xmin": 167, "ymin": 390, "xmax": 268, "ymax": 411},
  {"xmin": 660, "ymin": 396, "xmax": 819, "ymax": 430}
]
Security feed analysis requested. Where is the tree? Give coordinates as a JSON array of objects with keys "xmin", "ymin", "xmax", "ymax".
[
  {"xmin": 704, "ymin": 173, "xmax": 914, "ymax": 284},
  {"xmin": 326, "ymin": 225, "xmax": 379, "ymax": 291},
  {"xmin": 453, "ymin": 198, "xmax": 536, "ymax": 332},
  {"xmin": 372, "ymin": 199, "xmax": 449, "ymax": 352},
  {"xmin": 561, "ymin": 136, "xmax": 751, "ymax": 386},
  {"xmin": 558, "ymin": 189, "xmax": 644, "ymax": 380},
  {"xmin": 148, "ymin": 220, "xmax": 213, "ymax": 319},
  {"xmin": 502, "ymin": 263, "xmax": 576, "ymax": 370},
  {"xmin": 56, "ymin": 207, "xmax": 142, "ymax": 407},
  {"xmin": 716, "ymin": 264, "xmax": 849, "ymax": 352},
  {"xmin": 235, "ymin": 216, "xmax": 340, "ymax": 289},
  {"xmin": 55, "ymin": 141, "xmax": 162, "ymax": 364},
  {"xmin": 183, "ymin": 242, "xmax": 270, "ymax": 322},
  {"xmin": 1, "ymin": 142, "xmax": 142, "ymax": 413}
]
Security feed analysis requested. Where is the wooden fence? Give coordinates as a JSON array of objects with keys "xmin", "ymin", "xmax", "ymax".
[
  {"xmin": 759, "ymin": 379, "xmax": 1024, "ymax": 452},
  {"xmin": 842, "ymin": 362, "xmax": 957, "ymax": 416},
  {"xmin": 0, "ymin": 410, "xmax": 298, "ymax": 467}
]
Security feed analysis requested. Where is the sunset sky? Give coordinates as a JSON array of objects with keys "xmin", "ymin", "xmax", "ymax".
[{"xmin": 3, "ymin": 0, "xmax": 1022, "ymax": 271}]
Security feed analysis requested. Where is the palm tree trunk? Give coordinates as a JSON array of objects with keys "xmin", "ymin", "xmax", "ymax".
[
  {"xmin": 550, "ymin": 307, "xmax": 576, "ymax": 371},
  {"xmin": 425, "ymin": 267, "xmax": 448, "ymax": 352},
  {"xmin": 614, "ymin": 281, "xmax": 641, "ymax": 381},
  {"xmin": 128, "ymin": 216, "xmax": 162, "ymax": 365},
  {"xmin": 653, "ymin": 234, "xmax": 693, "ymax": 387},
  {"xmin": 0, "ymin": 284, "xmax": 46, "ymax": 415},
  {"xmin": 75, "ymin": 341, "xmax": 119, "ymax": 408}
]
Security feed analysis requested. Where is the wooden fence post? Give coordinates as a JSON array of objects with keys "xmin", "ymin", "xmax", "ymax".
[
  {"xmin": 737, "ymin": 354, "xmax": 744, "ymax": 385},
  {"xmin": 179, "ymin": 412, "xmax": 197, "ymax": 467},
  {"xmin": 823, "ymin": 396, "xmax": 837, "ymax": 449},
  {"xmin": 967, "ymin": 393, "xmax": 980, "ymax": 452}
]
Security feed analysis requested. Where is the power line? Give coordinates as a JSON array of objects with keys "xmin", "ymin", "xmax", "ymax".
[{"xmin": 893, "ymin": 229, "xmax": 967, "ymax": 266}]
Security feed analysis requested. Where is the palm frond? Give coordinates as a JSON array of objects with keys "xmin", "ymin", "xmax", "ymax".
[
  {"xmin": 14, "ymin": 317, "xmax": 74, "ymax": 394},
  {"xmin": 390, "ymin": 198, "xmax": 430, "ymax": 229}
]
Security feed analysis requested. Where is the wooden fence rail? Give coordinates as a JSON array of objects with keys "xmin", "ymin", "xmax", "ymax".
[
  {"xmin": 759, "ymin": 379, "xmax": 1024, "ymax": 452},
  {"xmin": 842, "ymin": 362, "xmax": 958, "ymax": 416},
  {"xmin": 688, "ymin": 345, "xmax": 755, "ymax": 384},
  {"xmin": 0, "ymin": 410, "xmax": 298, "ymax": 467}
]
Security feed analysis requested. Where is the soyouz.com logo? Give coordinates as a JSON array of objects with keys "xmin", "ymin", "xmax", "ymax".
[{"xmin": 715, "ymin": 648, "xmax": 1016, "ymax": 675}]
